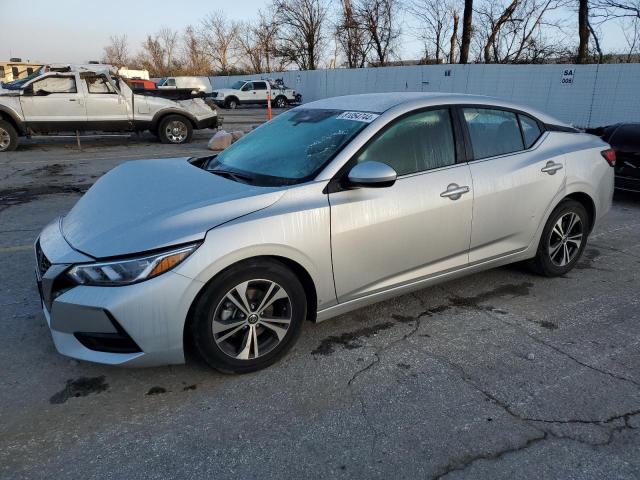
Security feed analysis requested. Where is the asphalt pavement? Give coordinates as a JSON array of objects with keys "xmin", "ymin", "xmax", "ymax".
[{"xmin": 1, "ymin": 109, "xmax": 639, "ymax": 479}]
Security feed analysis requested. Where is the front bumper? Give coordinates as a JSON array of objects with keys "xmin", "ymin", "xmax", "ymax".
[
  {"xmin": 36, "ymin": 218, "xmax": 203, "ymax": 367},
  {"xmin": 195, "ymin": 115, "xmax": 218, "ymax": 130}
]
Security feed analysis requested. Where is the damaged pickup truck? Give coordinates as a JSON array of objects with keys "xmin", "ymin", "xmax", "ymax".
[{"xmin": 0, "ymin": 64, "xmax": 218, "ymax": 151}]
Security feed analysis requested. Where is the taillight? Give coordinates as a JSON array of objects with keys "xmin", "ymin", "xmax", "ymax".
[{"xmin": 601, "ymin": 149, "xmax": 616, "ymax": 167}]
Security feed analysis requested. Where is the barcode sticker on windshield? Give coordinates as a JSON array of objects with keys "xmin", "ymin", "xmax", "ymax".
[{"xmin": 336, "ymin": 111, "xmax": 379, "ymax": 123}]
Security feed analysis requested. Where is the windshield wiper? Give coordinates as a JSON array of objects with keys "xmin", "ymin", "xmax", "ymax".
[{"xmin": 209, "ymin": 169, "xmax": 254, "ymax": 184}]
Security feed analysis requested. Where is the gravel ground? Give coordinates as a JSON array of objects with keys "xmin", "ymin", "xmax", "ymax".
[{"xmin": 1, "ymin": 109, "xmax": 639, "ymax": 479}]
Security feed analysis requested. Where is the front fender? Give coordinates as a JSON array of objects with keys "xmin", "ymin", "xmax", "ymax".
[
  {"xmin": 0, "ymin": 101, "xmax": 25, "ymax": 134},
  {"xmin": 174, "ymin": 182, "xmax": 337, "ymax": 311}
]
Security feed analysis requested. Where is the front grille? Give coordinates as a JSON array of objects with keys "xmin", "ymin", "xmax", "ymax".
[{"xmin": 35, "ymin": 240, "xmax": 51, "ymax": 277}]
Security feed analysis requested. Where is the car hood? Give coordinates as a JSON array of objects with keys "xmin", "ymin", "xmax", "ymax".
[{"xmin": 62, "ymin": 158, "xmax": 284, "ymax": 258}]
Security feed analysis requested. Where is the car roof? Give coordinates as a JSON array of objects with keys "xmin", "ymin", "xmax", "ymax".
[{"xmin": 302, "ymin": 92, "xmax": 568, "ymax": 126}]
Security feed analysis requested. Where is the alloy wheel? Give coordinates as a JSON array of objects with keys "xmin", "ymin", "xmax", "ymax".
[
  {"xmin": 211, "ymin": 279, "xmax": 292, "ymax": 360},
  {"xmin": 548, "ymin": 212, "xmax": 583, "ymax": 267},
  {"xmin": 165, "ymin": 120, "xmax": 188, "ymax": 143},
  {"xmin": 0, "ymin": 127, "xmax": 10, "ymax": 151}
]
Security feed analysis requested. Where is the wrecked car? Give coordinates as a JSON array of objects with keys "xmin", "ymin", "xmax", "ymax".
[{"xmin": 0, "ymin": 64, "xmax": 217, "ymax": 151}]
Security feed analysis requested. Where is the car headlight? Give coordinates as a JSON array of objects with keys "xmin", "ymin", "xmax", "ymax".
[
  {"xmin": 67, "ymin": 243, "xmax": 199, "ymax": 286},
  {"xmin": 217, "ymin": 92, "xmax": 224, "ymax": 98}
]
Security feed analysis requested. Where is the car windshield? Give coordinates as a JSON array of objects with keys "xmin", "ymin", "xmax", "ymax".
[
  {"xmin": 1, "ymin": 68, "xmax": 45, "ymax": 90},
  {"xmin": 206, "ymin": 109, "xmax": 371, "ymax": 186},
  {"xmin": 230, "ymin": 81, "xmax": 246, "ymax": 90}
]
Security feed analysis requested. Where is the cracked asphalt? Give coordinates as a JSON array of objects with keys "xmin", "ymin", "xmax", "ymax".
[{"xmin": 1, "ymin": 111, "xmax": 639, "ymax": 479}]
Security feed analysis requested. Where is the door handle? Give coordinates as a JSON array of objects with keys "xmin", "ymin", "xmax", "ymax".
[
  {"xmin": 541, "ymin": 161, "xmax": 563, "ymax": 175},
  {"xmin": 440, "ymin": 184, "xmax": 470, "ymax": 200},
  {"xmin": 68, "ymin": 99, "xmax": 77, "ymax": 101}
]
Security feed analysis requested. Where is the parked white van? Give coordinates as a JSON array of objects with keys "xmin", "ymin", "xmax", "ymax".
[{"xmin": 157, "ymin": 76, "xmax": 213, "ymax": 93}]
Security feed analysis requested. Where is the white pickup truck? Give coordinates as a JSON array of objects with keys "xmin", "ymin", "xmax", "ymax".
[
  {"xmin": 210, "ymin": 79, "xmax": 300, "ymax": 109},
  {"xmin": 0, "ymin": 65, "xmax": 218, "ymax": 151}
]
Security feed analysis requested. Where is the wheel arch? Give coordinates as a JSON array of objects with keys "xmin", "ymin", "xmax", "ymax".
[
  {"xmin": 0, "ymin": 106, "xmax": 25, "ymax": 135},
  {"xmin": 151, "ymin": 109, "xmax": 198, "ymax": 130},
  {"xmin": 182, "ymin": 254, "xmax": 319, "ymax": 355},
  {"xmin": 564, "ymin": 191, "xmax": 596, "ymax": 233},
  {"xmin": 224, "ymin": 96, "xmax": 240, "ymax": 107}
]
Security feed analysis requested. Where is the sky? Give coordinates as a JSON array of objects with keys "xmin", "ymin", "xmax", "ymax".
[{"xmin": 0, "ymin": 0, "xmax": 631, "ymax": 65}]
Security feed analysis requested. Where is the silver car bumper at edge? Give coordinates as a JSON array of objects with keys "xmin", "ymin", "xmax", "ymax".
[{"xmin": 36, "ymin": 218, "xmax": 203, "ymax": 367}]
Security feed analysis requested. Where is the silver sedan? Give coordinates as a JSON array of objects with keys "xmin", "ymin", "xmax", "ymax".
[{"xmin": 35, "ymin": 93, "xmax": 615, "ymax": 372}]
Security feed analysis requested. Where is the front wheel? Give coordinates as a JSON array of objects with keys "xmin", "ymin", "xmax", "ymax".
[
  {"xmin": 530, "ymin": 199, "xmax": 589, "ymax": 276},
  {"xmin": 158, "ymin": 115, "xmax": 193, "ymax": 144},
  {"xmin": 190, "ymin": 259, "xmax": 306, "ymax": 373},
  {"xmin": 0, "ymin": 120, "xmax": 18, "ymax": 152},
  {"xmin": 225, "ymin": 98, "xmax": 238, "ymax": 109}
]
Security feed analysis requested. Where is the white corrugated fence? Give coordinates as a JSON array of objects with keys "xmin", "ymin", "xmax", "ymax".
[{"xmin": 210, "ymin": 63, "xmax": 640, "ymax": 128}]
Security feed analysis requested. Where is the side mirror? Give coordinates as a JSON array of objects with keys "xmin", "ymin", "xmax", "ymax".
[
  {"xmin": 35, "ymin": 89, "xmax": 51, "ymax": 96},
  {"xmin": 347, "ymin": 161, "xmax": 397, "ymax": 188},
  {"xmin": 22, "ymin": 85, "xmax": 33, "ymax": 96}
]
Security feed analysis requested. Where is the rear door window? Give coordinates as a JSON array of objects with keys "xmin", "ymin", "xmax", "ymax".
[
  {"xmin": 85, "ymin": 74, "xmax": 116, "ymax": 94},
  {"xmin": 463, "ymin": 108, "xmax": 524, "ymax": 159},
  {"xmin": 253, "ymin": 81, "xmax": 267, "ymax": 90},
  {"xmin": 519, "ymin": 114, "xmax": 542, "ymax": 148},
  {"xmin": 31, "ymin": 75, "xmax": 77, "ymax": 95}
]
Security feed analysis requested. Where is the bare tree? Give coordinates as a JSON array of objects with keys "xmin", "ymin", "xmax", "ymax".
[
  {"xmin": 357, "ymin": 0, "xmax": 401, "ymax": 66},
  {"xmin": 237, "ymin": 23, "xmax": 265, "ymax": 73},
  {"xmin": 593, "ymin": 0, "xmax": 640, "ymax": 18},
  {"xmin": 255, "ymin": 11, "xmax": 283, "ymax": 71},
  {"xmin": 459, "ymin": 0, "xmax": 474, "ymax": 62},
  {"xmin": 182, "ymin": 26, "xmax": 211, "ymax": 75},
  {"xmin": 158, "ymin": 26, "xmax": 180, "ymax": 72},
  {"xmin": 474, "ymin": 0, "xmax": 569, "ymax": 63},
  {"xmin": 410, "ymin": 0, "xmax": 455, "ymax": 63},
  {"xmin": 336, "ymin": 0, "xmax": 370, "ymax": 67},
  {"xmin": 102, "ymin": 35, "xmax": 130, "ymax": 66},
  {"xmin": 237, "ymin": 11, "xmax": 284, "ymax": 73},
  {"xmin": 478, "ymin": 0, "xmax": 520, "ymax": 63},
  {"xmin": 450, "ymin": 10, "xmax": 460, "ymax": 63},
  {"xmin": 135, "ymin": 27, "xmax": 181, "ymax": 76},
  {"xmin": 591, "ymin": 0, "xmax": 640, "ymax": 61},
  {"xmin": 199, "ymin": 12, "xmax": 241, "ymax": 74},
  {"xmin": 273, "ymin": 0, "xmax": 328, "ymax": 70},
  {"xmin": 622, "ymin": 17, "xmax": 640, "ymax": 60},
  {"xmin": 577, "ymin": 0, "xmax": 591, "ymax": 62}
]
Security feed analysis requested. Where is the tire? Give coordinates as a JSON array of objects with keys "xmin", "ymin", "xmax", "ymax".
[
  {"xmin": 190, "ymin": 259, "xmax": 307, "ymax": 373},
  {"xmin": 225, "ymin": 98, "xmax": 238, "ymax": 110},
  {"xmin": 530, "ymin": 199, "xmax": 589, "ymax": 277},
  {"xmin": 158, "ymin": 115, "xmax": 193, "ymax": 144},
  {"xmin": 274, "ymin": 96, "xmax": 287, "ymax": 108},
  {"xmin": 0, "ymin": 119, "xmax": 19, "ymax": 152}
]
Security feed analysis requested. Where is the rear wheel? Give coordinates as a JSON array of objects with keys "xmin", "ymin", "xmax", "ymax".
[
  {"xmin": 0, "ymin": 120, "xmax": 18, "ymax": 152},
  {"xmin": 158, "ymin": 115, "xmax": 193, "ymax": 144},
  {"xmin": 191, "ymin": 259, "xmax": 306, "ymax": 373},
  {"xmin": 274, "ymin": 96, "xmax": 287, "ymax": 108},
  {"xmin": 530, "ymin": 199, "xmax": 589, "ymax": 276}
]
